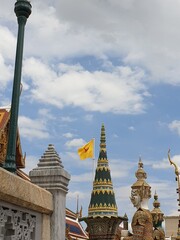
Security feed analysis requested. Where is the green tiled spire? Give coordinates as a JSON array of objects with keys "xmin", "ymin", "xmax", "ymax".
[
  {"xmin": 151, "ymin": 191, "xmax": 164, "ymax": 228},
  {"xmin": 88, "ymin": 124, "xmax": 118, "ymax": 217},
  {"xmin": 151, "ymin": 192, "xmax": 165, "ymax": 239}
]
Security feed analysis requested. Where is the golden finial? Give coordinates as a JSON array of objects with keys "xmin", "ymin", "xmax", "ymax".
[
  {"xmin": 79, "ymin": 205, "xmax": 82, "ymax": 218},
  {"xmin": 168, "ymin": 149, "xmax": 179, "ymax": 176},
  {"xmin": 138, "ymin": 156, "xmax": 143, "ymax": 168},
  {"xmin": 23, "ymin": 152, "xmax": 26, "ymax": 162}
]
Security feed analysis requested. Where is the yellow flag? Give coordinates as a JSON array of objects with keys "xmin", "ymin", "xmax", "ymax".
[{"xmin": 77, "ymin": 139, "xmax": 94, "ymax": 160}]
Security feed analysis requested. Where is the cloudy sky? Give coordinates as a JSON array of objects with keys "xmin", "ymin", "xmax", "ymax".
[{"xmin": 1, "ymin": 0, "xmax": 180, "ymax": 226}]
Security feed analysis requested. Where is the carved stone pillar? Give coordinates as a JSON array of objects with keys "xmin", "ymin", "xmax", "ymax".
[{"xmin": 29, "ymin": 144, "xmax": 71, "ymax": 240}]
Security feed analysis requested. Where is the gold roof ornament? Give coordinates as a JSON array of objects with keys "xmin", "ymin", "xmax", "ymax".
[
  {"xmin": 168, "ymin": 149, "xmax": 179, "ymax": 177},
  {"xmin": 168, "ymin": 149, "xmax": 180, "ymax": 240},
  {"xmin": 151, "ymin": 191, "xmax": 164, "ymax": 224},
  {"xmin": 130, "ymin": 158, "xmax": 151, "ymax": 210}
]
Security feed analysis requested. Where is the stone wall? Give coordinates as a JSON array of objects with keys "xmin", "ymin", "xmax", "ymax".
[
  {"xmin": 0, "ymin": 144, "xmax": 70, "ymax": 240},
  {"xmin": 164, "ymin": 216, "xmax": 179, "ymax": 238},
  {"xmin": 0, "ymin": 167, "xmax": 53, "ymax": 240}
]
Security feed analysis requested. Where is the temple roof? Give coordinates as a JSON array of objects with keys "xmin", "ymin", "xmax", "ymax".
[
  {"xmin": 66, "ymin": 208, "xmax": 89, "ymax": 240},
  {"xmin": 88, "ymin": 124, "xmax": 118, "ymax": 218},
  {"xmin": 37, "ymin": 144, "xmax": 64, "ymax": 169},
  {"xmin": 0, "ymin": 107, "xmax": 25, "ymax": 168}
]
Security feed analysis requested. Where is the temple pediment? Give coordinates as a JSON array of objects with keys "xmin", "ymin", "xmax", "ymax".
[{"xmin": 0, "ymin": 107, "xmax": 25, "ymax": 168}]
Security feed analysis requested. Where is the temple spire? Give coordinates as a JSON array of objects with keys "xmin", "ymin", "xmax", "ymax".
[
  {"xmin": 151, "ymin": 191, "xmax": 164, "ymax": 226},
  {"xmin": 81, "ymin": 124, "xmax": 125, "ymax": 240},
  {"xmin": 99, "ymin": 123, "xmax": 106, "ymax": 152},
  {"xmin": 151, "ymin": 191, "xmax": 165, "ymax": 239},
  {"xmin": 88, "ymin": 123, "xmax": 118, "ymax": 217}
]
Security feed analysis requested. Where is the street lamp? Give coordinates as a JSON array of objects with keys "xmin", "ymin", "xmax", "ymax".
[{"xmin": 4, "ymin": 0, "xmax": 32, "ymax": 173}]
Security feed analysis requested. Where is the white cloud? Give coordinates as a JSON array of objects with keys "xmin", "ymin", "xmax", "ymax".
[
  {"xmin": 115, "ymin": 185, "xmax": 131, "ymax": 201},
  {"xmin": 0, "ymin": 100, "xmax": 10, "ymax": 108},
  {"xmin": 64, "ymin": 151, "xmax": 93, "ymax": 170},
  {"xmin": 170, "ymin": 154, "xmax": 180, "ymax": 166},
  {"xmin": 24, "ymin": 155, "xmax": 39, "ymax": 174},
  {"xmin": 67, "ymin": 190, "xmax": 89, "ymax": 200},
  {"xmin": 23, "ymin": 58, "xmax": 148, "ymax": 114},
  {"xmin": 0, "ymin": 2, "xmax": 15, "ymax": 22},
  {"xmin": 66, "ymin": 188, "xmax": 91, "ymax": 216},
  {"xmin": 66, "ymin": 151, "xmax": 79, "ymax": 160},
  {"xmin": 0, "ymin": 54, "xmax": 13, "ymax": 88},
  {"xmin": 112, "ymin": 134, "xmax": 118, "ymax": 138},
  {"xmin": 150, "ymin": 181, "xmax": 176, "ymax": 200},
  {"xmin": 84, "ymin": 114, "xmax": 93, "ymax": 122},
  {"xmin": 152, "ymin": 157, "xmax": 171, "ymax": 169},
  {"xmin": 18, "ymin": 115, "xmax": 50, "ymax": 140},
  {"xmin": 0, "ymin": 26, "xmax": 16, "ymax": 90},
  {"xmin": 168, "ymin": 209, "xmax": 179, "ymax": 216},
  {"xmin": 128, "ymin": 126, "xmax": 135, "ymax": 131},
  {"xmin": 0, "ymin": 26, "xmax": 16, "ymax": 60},
  {"xmin": 65, "ymin": 138, "xmax": 85, "ymax": 149},
  {"xmin": 16, "ymin": 0, "xmax": 180, "ymax": 85},
  {"xmin": 165, "ymin": 154, "xmax": 180, "ymax": 173},
  {"xmin": 63, "ymin": 132, "xmax": 74, "ymax": 138},
  {"xmin": 60, "ymin": 116, "xmax": 77, "ymax": 122},
  {"xmin": 168, "ymin": 120, "xmax": 180, "ymax": 136},
  {"xmin": 110, "ymin": 159, "xmax": 135, "ymax": 179},
  {"xmin": 59, "ymin": 63, "xmax": 83, "ymax": 73},
  {"xmin": 3, "ymin": 0, "xmax": 180, "ymax": 86},
  {"xmin": 38, "ymin": 108, "xmax": 56, "ymax": 120}
]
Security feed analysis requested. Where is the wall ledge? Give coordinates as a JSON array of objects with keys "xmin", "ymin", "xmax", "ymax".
[{"xmin": 0, "ymin": 167, "xmax": 53, "ymax": 214}]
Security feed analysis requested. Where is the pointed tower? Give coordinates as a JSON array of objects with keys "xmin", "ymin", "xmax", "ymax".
[
  {"xmin": 82, "ymin": 124, "xmax": 126, "ymax": 240},
  {"xmin": 151, "ymin": 192, "xmax": 165, "ymax": 240},
  {"xmin": 88, "ymin": 123, "xmax": 118, "ymax": 217}
]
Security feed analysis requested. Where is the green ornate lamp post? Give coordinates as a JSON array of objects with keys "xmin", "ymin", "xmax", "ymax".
[{"xmin": 4, "ymin": 0, "xmax": 32, "ymax": 173}]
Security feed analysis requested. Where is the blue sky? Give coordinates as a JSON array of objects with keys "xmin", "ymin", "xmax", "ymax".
[{"xmin": 1, "ymin": 0, "xmax": 180, "ymax": 226}]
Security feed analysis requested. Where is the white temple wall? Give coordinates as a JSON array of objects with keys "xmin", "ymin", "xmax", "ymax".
[{"xmin": 164, "ymin": 216, "xmax": 179, "ymax": 239}]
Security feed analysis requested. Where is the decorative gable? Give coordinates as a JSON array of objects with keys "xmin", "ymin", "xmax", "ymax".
[{"xmin": 0, "ymin": 108, "xmax": 25, "ymax": 168}]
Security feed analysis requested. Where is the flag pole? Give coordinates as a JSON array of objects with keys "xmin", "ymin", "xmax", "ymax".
[
  {"xmin": 76, "ymin": 194, "xmax": 79, "ymax": 219},
  {"xmin": 92, "ymin": 138, "xmax": 95, "ymax": 181}
]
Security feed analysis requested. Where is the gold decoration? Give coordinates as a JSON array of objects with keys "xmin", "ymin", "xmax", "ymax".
[
  {"xmin": 96, "ymin": 166, "xmax": 110, "ymax": 171},
  {"xmin": 0, "ymin": 128, "xmax": 8, "ymax": 164},
  {"xmin": 0, "ymin": 112, "xmax": 5, "ymax": 123},
  {"xmin": 168, "ymin": 149, "xmax": 179, "ymax": 177},
  {"xmin": 98, "ymin": 158, "xmax": 108, "ymax": 163},
  {"xmin": 93, "ymin": 179, "xmax": 112, "ymax": 186},
  {"xmin": 92, "ymin": 189, "xmax": 114, "ymax": 195},
  {"xmin": 168, "ymin": 149, "xmax": 180, "ymax": 240},
  {"xmin": 131, "ymin": 209, "xmax": 153, "ymax": 240},
  {"xmin": 153, "ymin": 228, "xmax": 165, "ymax": 240}
]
